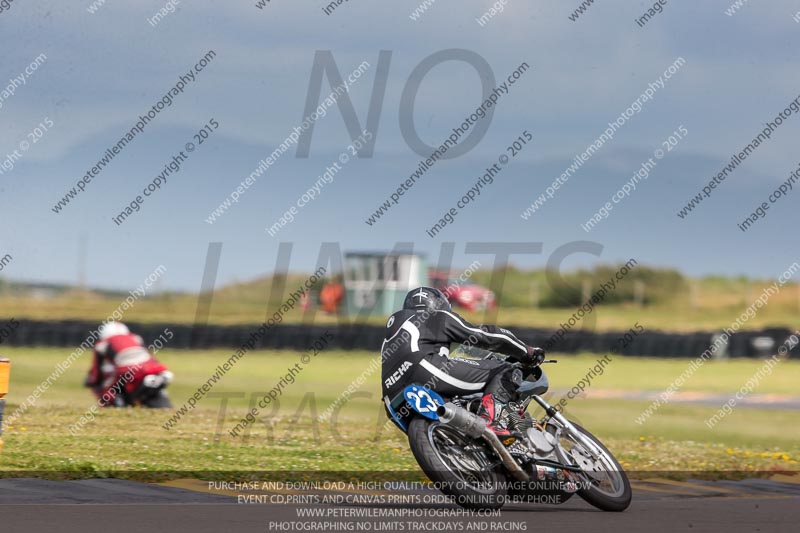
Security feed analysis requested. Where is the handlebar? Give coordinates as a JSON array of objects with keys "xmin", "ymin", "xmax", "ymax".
[{"xmin": 481, "ymin": 352, "xmax": 557, "ymax": 365}]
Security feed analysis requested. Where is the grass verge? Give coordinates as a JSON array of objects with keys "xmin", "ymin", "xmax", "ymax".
[{"xmin": 1, "ymin": 349, "xmax": 796, "ymax": 479}]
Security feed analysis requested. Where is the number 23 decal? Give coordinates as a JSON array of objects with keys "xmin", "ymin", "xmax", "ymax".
[{"xmin": 404, "ymin": 385, "xmax": 444, "ymax": 420}]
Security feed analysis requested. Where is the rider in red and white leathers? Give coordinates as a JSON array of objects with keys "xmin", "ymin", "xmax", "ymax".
[{"xmin": 84, "ymin": 321, "xmax": 170, "ymax": 407}]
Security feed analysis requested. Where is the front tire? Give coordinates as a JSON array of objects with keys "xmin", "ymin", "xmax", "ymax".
[
  {"xmin": 407, "ymin": 417, "xmax": 507, "ymax": 510},
  {"xmin": 553, "ymin": 422, "xmax": 632, "ymax": 512}
]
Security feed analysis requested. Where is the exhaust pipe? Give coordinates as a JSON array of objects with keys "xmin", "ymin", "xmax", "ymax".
[
  {"xmin": 436, "ymin": 403, "xmax": 529, "ymax": 482},
  {"xmin": 436, "ymin": 402, "xmax": 486, "ymax": 438}
]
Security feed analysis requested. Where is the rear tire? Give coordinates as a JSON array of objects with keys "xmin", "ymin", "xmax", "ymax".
[
  {"xmin": 407, "ymin": 417, "xmax": 507, "ymax": 510},
  {"xmin": 142, "ymin": 390, "xmax": 172, "ymax": 408}
]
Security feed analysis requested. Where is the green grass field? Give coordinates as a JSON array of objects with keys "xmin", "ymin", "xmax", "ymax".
[{"xmin": 1, "ymin": 348, "xmax": 797, "ymax": 480}]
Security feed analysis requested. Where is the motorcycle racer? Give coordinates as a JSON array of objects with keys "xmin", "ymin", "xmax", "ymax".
[
  {"xmin": 381, "ymin": 287, "xmax": 545, "ymax": 437},
  {"xmin": 84, "ymin": 321, "xmax": 171, "ymax": 407}
]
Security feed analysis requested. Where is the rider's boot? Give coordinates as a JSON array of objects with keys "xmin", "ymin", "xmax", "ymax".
[{"xmin": 478, "ymin": 394, "xmax": 512, "ymax": 440}]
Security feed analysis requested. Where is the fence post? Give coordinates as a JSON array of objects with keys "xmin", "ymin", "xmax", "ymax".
[{"xmin": 634, "ymin": 280, "xmax": 645, "ymax": 307}]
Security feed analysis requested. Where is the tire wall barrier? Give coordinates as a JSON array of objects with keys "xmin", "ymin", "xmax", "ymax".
[{"xmin": 0, "ymin": 319, "xmax": 793, "ymax": 359}]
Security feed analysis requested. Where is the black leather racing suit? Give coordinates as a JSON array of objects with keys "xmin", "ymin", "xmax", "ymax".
[{"xmin": 380, "ymin": 308, "xmax": 531, "ymax": 404}]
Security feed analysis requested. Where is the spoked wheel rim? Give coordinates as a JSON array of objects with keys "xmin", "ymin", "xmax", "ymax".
[
  {"xmin": 554, "ymin": 427, "xmax": 626, "ymax": 498},
  {"xmin": 426, "ymin": 422, "xmax": 497, "ymax": 494}
]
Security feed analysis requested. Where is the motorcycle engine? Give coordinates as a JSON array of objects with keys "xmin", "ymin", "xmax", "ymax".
[{"xmin": 526, "ymin": 427, "xmax": 558, "ymax": 459}]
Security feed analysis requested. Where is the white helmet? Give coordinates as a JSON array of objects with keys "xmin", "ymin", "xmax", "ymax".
[{"xmin": 98, "ymin": 321, "xmax": 129, "ymax": 340}]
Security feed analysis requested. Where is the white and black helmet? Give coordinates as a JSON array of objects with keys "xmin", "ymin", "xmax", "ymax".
[{"xmin": 403, "ymin": 287, "xmax": 451, "ymax": 313}]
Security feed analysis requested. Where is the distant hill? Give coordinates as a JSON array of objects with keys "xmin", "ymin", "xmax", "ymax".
[{"xmin": 1, "ymin": 265, "xmax": 797, "ymax": 332}]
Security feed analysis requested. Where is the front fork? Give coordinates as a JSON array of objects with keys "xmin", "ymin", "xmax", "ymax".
[{"xmin": 528, "ymin": 395, "xmax": 602, "ymax": 461}]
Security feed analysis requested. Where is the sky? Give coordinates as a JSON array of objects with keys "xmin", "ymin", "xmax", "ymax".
[{"xmin": 1, "ymin": 0, "xmax": 800, "ymax": 291}]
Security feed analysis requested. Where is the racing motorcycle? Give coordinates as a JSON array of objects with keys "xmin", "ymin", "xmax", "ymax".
[
  {"xmin": 384, "ymin": 349, "xmax": 632, "ymax": 511},
  {"xmin": 92, "ymin": 364, "xmax": 174, "ymax": 408},
  {"xmin": 120, "ymin": 370, "xmax": 173, "ymax": 408}
]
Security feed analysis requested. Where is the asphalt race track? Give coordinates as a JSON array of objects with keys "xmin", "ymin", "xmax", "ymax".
[{"xmin": 1, "ymin": 476, "xmax": 798, "ymax": 533}]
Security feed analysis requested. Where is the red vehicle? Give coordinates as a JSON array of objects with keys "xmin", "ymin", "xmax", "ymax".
[{"xmin": 429, "ymin": 271, "xmax": 496, "ymax": 312}]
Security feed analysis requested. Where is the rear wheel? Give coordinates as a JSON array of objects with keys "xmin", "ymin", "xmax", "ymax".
[
  {"xmin": 141, "ymin": 389, "xmax": 172, "ymax": 408},
  {"xmin": 407, "ymin": 417, "xmax": 507, "ymax": 510}
]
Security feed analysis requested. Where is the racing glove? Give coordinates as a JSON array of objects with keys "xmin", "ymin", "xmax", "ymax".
[{"xmin": 526, "ymin": 346, "xmax": 546, "ymax": 367}]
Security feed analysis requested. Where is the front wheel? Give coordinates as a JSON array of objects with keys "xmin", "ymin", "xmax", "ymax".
[
  {"xmin": 552, "ymin": 422, "xmax": 632, "ymax": 512},
  {"xmin": 407, "ymin": 417, "xmax": 507, "ymax": 510}
]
